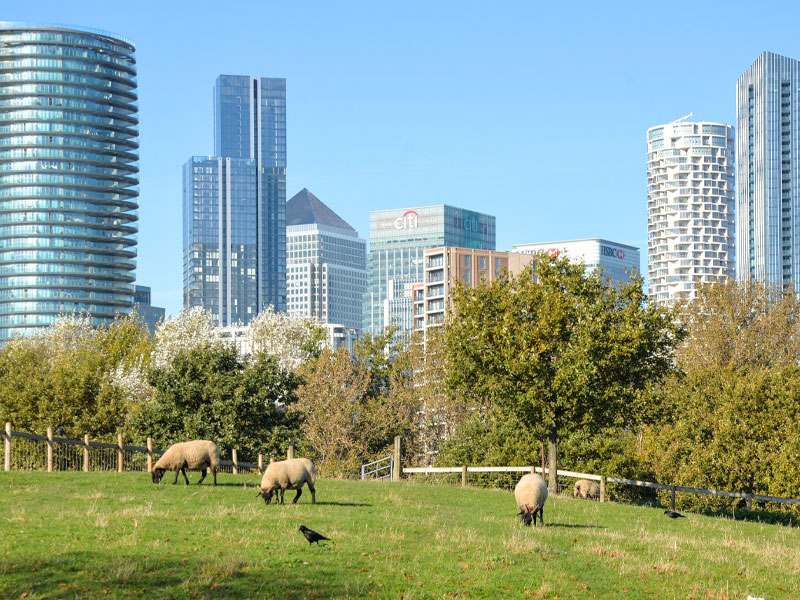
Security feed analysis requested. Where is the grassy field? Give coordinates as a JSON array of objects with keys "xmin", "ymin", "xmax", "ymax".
[{"xmin": 1, "ymin": 472, "xmax": 798, "ymax": 599}]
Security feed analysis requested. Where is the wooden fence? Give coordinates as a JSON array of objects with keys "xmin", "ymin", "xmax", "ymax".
[
  {"xmin": 3, "ymin": 422, "xmax": 291, "ymax": 475},
  {"xmin": 402, "ymin": 464, "xmax": 800, "ymax": 512}
]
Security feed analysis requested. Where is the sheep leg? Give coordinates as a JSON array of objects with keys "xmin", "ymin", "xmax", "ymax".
[
  {"xmin": 212, "ymin": 468, "xmax": 217, "ymax": 486},
  {"xmin": 197, "ymin": 468, "xmax": 207, "ymax": 485},
  {"xmin": 279, "ymin": 488, "xmax": 285, "ymax": 505},
  {"xmin": 309, "ymin": 483, "xmax": 316, "ymax": 504},
  {"xmin": 292, "ymin": 488, "xmax": 302, "ymax": 504},
  {"xmin": 172, "ymin": 469, "xmax": 180, "ymax": 484},
  {"xmin": 538, "ymin": 505, "xmax": 544, "ymax": 527},
  {"xmin": 181, "ymin": 465, "xmax": 190, "ymax": 485}
]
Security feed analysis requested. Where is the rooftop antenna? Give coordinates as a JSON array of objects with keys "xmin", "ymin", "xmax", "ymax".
[{"xmin": 671, "ymin": 112, "xmax": 694, "ymax": 124}]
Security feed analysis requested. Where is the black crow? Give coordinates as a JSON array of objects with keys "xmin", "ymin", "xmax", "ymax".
[
  {"xmin": 664, "ymin": 510, "xmax": 685, "ymax": 519},
  {"xmin": 299, "ymin": 525, "xmax": 330, "ymax": 545}
]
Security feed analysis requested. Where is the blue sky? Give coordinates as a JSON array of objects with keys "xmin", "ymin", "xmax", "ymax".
[{"xmin": 6, "ymin": 0, "xmax": 800, "ymax": 315}]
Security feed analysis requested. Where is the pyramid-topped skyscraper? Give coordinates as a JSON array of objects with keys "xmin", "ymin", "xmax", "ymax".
[{"xmin": 286, "ymin": 189, "xmax": 365, "ymax": 342}]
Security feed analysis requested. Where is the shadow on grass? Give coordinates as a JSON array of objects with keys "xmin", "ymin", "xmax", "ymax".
[
  {"xmin": 545, "ymin": 523, "xmax": 606, "ymax": 529},
  {"xmin": 314, "ymin": 501, "xmax": 372, "ymax": 507},
  {"xmin": 2, "ymin": 553, "xmax": 352, "ymax": 600}
]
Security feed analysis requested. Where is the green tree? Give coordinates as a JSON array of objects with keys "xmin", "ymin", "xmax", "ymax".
[
  {"xmin": 128, "ymin": 343, "xmax": 300, "ymax": 462},
  {"xmin": 445, "ymin": 255, "xmax": 682, "ymax": 490},
  {"xmin": 0, "ymin": 314, "xmax": 154, "ymax": 438}
]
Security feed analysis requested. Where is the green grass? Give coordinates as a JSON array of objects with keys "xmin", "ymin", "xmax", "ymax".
[{"xmin": 1, "ymin": 472, "xmax": 798, "ymax": 599}]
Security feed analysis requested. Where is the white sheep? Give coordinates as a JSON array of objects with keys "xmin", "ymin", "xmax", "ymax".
[
  {"xmin": 573, "ymin": 479, "xmax": 600, "ymax": 500},
  {"xmin": 151, "ymin": 440, "xmax": 220, "ymax": 486},
  {"xmin": 257, "ymin": 457, "xmax": 316, "ymax": 505},
  {"xmin": 514, "ymin": 473, "xmax": 548, "ymax": 526}
]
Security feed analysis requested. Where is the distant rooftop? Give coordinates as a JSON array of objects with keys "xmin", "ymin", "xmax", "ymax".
[{"xmin": 286, "ymin": 188, "xmax": 355, "ymax": 232}]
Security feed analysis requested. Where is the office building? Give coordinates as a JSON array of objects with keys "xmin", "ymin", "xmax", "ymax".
[
  {"xmin": 646, "ymin": 117, "xmax": 735, "ymax": 305},
  {"xmin": 133, "ymin": 285, "xmax": 165, "ymax": 333},
  {"xmin": 0, "ymin": 23, "xmax": 139, "ymax": 342},
  {"xmin": 365, "ymin": 205, "xmax": 495, "ymax": 337},
  {"xmin": 183, "ymin": 76, "xmax": 286, "ymax": 326},
  {"xmin": 286, "ymin": 188, "xmax": 365, "ymax": 333},
  {"xmin": 737, "ymin": 52, "xmax": 800, "ymax": 288},
  {"xmin": 412, "ymin": 247, "xmax": 533, "ymax": 333},
  {"xmin": 513, "ymin": 239, "xmax": 640, "ymax": 288}
]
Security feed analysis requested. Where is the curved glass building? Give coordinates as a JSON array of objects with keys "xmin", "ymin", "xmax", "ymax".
[{"xmin": 0, "ymin": 23, "xmax": 138, "ymax": 341}]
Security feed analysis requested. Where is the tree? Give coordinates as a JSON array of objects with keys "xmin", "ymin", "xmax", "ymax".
[
  {"xmin": 128, "ymin": 343, "xmax": 300, "ymax": 461},
  {"xmin": 152, "ymin": 307, "xmax": 216, "ymax": 368},
  {"xmin": 676, "ymin": 279, "xmax": 800, "ymax": 371},
  {"xmin": 249, "ymin": 305, "xmax": 326, "ymax": 372},
  {"xmin": 445, "ymin": 256, "xmax": 682, "ymax": 491},
  {"xmin": 0, "ymin": 313, "xmax": 154, "ymax": 438}
]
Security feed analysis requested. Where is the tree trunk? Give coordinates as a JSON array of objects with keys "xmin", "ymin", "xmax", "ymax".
[{"xmin": 547, "ymin": 420, "xmax": 558, "ymax": 494}]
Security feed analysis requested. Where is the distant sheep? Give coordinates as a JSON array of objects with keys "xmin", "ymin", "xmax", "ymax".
[
  {"xmin": 151, "ymin": 440, "xmax": 219, "ymax": 486},
  {"xmin": 573, "ymin": 479, "xmax": 600, "ymax": 500},
  {"xmin": 258, "ymin": 458, "xmax": 316, "ymax": 505},
  {"xmin": 514, "ymin": 473, "xmax": 548, "ymax": 527}
]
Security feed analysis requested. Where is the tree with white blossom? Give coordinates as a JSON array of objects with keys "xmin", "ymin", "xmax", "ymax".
[{"xmin": 248, "ymin": 305, "xmax": 326, "ymax": 371}]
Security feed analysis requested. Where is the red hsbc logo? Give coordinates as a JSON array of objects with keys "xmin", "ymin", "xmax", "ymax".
[{"xmin": 546, "ymin": 248, "xmax": 560, "ymax": 258}]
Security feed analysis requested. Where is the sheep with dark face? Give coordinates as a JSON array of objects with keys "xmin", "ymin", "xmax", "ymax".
[
  {"xmin": 257, "ymin": 458, "xmax": 316, "ymax": 505},
  {"xmin": 151, "ymin": 440, "xmax": 219, "ymax": 486},
  {"xmin": 573, "ymin": 479, "xmax": 600, "ymax": 500},
  {"xmin": 514, "ymin": 473, "xmax": 548, "ymax": 527}
]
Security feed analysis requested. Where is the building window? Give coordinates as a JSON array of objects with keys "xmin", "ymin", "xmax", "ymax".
[
  {"xmin": 464, "ymin": 270, "xmax": 470, "ymax": 283},
  {"xmin": 464, "ymin": 255, "xmax": 470, "ymax": 268}
]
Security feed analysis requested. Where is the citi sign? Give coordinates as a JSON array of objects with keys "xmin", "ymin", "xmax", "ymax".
[
  {"xmin": 600, "ymin": 245, "xmax": 625, "ymax": 260},
  {"xmin": 394, "ymin": 210, "xmax": 419, "ymax": 230}
]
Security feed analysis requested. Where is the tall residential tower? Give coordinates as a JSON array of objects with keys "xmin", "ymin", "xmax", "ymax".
[
  {"xmin": 0, "ymin": 23, "xmax": 139, "ymax": 341},
  {"xmin": 646, "ymin": 117, "xmax": 735, "ymax": 305},
  {"xmin": 737, "ymin": 52, "xmax": 800, "ymax": 288},
  {"xmin": 183, "ymin": 76, "xmax": 286, "ymax": 326}
]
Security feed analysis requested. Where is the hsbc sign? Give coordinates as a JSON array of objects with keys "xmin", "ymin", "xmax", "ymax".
[{"xmin": 600, "ymin": 245, "xmax": 625, "ymax": 260}]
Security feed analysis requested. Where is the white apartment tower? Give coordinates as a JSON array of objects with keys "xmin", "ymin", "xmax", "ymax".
[{"xmin": 646, "ymin": 116, "xmax": 735, "ymax": 305}]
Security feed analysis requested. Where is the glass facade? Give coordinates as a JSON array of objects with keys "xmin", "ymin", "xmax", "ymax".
[
  {"xmin": 646, "ymin": 119, "xmax": 735, "ymax": 306},
  {"xmin": 184, "ymin": 75, "xmax": 286, "ymax": 325},
  {"xmin": 364, "ymin": 205, "xmax": 495, "ymax": 336},
  {"xmin": 737, "ymin": 52, "xmax": 800, "ymax": 289},
  {"xmin": 0, "ymin": 23, "xmax": 138, "ymax": 341}
]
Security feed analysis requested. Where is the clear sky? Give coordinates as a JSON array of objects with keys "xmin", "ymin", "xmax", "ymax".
[{"xmin": 6, "ymin": 0, "xmax": 800, "ymax": 315}]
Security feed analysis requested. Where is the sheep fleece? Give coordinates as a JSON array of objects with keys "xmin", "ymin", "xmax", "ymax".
[
  {"xmin": 260, "ymin": 458, "xmax": 316, "ymax": 491},
  {"xmin": 573, "ymin": 479, "xmax": 600, "ymax": 499},
  {"xmin": 514, "ymin": 473, "xmax": 548, "ymax": 511},
  {"xmin": 153, "ymin": 440, "xmax": 220, "ymax": 471}
]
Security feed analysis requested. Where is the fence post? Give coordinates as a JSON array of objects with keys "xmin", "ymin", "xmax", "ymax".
[
  {"xmin": 671, "ymin": 485, "xmax": 676, "ymax": 511},
  {"xmin": 745, "ymin": 494, "xmax": 753, "ymax": 511},
  {"xmin": 392, "ymin": 435, "xmax": 402, "ymax": 482},
  {"xmin": 146, "ymin": 437, "xmax": 153, "ymax": 472},
  {"xmin": 600, "ymin": 475, "xmax": 607, "ymax": 503},
  {"xmin": 461, "ymin": 465, "xmax": 467, "ymax": 488},
  {"xmin": 269, "ymin": 457, "xmax": 275, "ymax": 465},
  {"xmin": 258, "ymin": 453, "xmax": 263, "ymax": 474},
  {"xmin": 232, "ymin": 449, "xmax": 239, "ymax": 475},
  {"xmin": 47, "ymin": 427, "xmax": 54, "ymax": 472},
  {"xmin": 83, "ymin": 434, "xmax": 90, "ymax": 472},
  {"xmin": 287, "ymin": 444, "xmax": 294, "ymax": 460},
  {"xmin": 4, "ymin": 422, "xmax": 11, "ymax": 472},
  {"xmin": 117, "ymin": 434, "xmax": 124, "ymax": 473}
]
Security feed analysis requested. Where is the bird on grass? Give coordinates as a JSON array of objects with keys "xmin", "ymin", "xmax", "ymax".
[
  {"xmin": 299, "ymin": 525, "xmax": 330, "ymax": 545},
  {"xmin": 664, "ymin": 510, "xmax": 685, "ymax": 519}
]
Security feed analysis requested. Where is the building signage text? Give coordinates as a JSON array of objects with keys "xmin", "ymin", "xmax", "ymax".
[{"xmin": 394, "ymin": 210, "xmax": 419, "ymax": 230}]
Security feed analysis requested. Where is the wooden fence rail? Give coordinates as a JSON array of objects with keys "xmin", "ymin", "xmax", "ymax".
[
  {"xmin": 403, "ymin": 464, "xmax": 800, "ymax": 510},
  {"xmin": 3, "ymin": 422, "xmax": 281, "ymax": 475}
]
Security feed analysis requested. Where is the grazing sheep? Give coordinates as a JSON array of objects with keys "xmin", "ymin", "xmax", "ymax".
[
  {"xmin": 514, "ymin": 473, "xmax": 548, "ymax": 527},
  {"xmin": 573, "ymin": 479, "xmax": 600, "ymax": 500},
  {"xmin": 151, "ymin": 440, "xmax": 219, "ymax": 486},
  {"xmin": 258, "ymin": 458, "xmax": 316, "ymax": 505}
]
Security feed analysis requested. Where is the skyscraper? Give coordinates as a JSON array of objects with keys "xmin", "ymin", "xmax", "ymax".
[
  {"xmin": 646, "ymin": 117, "xmax": 735, "ymax": 305},
  {"xmin": 0, "ymin": 23, "xmax": 139, "ymax": 341},
  {"xmin": 183, "ymin": 76, "xmax": 286, "ymax": 326},
  {"xmin": 737, "ymin": 52, "xmax": 800, "ymax": 288},
  {"xmin": 364, "ymin": 205, "xmax": 495, "ymax": 337},
  {"xmin": 286, "ymin": 188, "xmax": 365, "ymax": 332}
]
